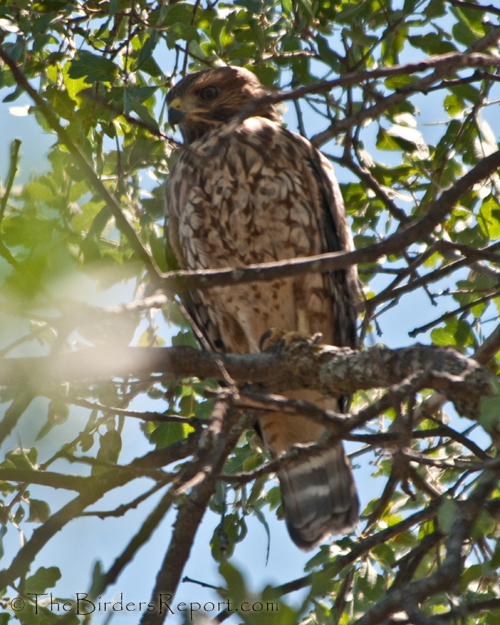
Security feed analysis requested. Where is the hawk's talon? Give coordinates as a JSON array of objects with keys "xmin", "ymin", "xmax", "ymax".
[
  {"xmin": 259, "ymin": 328, "xmax": 275, "ymax": 352},
  {"xmin": 260, "ymin": 328, "xmax": 323, "ymax": 352}
]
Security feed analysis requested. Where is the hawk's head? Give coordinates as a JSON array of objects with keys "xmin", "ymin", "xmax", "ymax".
[{"xmin": 166, "ymin": 67, "xmax": 279, "ymax": 144}]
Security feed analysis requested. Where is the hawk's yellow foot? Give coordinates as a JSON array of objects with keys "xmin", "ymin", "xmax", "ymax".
[{"xmin": 259, "ymin": 327, "xmax": 323, "ymax": 352}]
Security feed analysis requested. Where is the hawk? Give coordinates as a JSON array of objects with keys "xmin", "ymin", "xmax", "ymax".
[{"xmin": 165, "ymin": 67, "xmax": 359, "ymax": 550}]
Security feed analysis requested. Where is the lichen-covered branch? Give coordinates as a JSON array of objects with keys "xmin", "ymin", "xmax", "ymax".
[{"xmin": 2, "ymin": 342, "xmax": 491, "ymax": 419}]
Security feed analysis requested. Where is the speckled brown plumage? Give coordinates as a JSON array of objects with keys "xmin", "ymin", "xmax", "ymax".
[{"xmin": 165, "ymin": 67, "xmax": 359, "ymax": 550}]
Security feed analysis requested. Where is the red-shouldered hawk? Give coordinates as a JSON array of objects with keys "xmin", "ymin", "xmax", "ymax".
[{"xmin": 165, "ymin": 67, "xmax": 359, "ymax": 550}]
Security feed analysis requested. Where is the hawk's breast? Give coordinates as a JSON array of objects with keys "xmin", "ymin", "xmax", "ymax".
[{"xmin": 166, "ymin": 117, "xmax": 334, "ymax": 353}]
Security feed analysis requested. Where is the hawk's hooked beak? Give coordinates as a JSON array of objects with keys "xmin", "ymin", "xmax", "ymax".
[{"xmin": 168, "ymin": 97, "xmax": 186, "ymax": 128}]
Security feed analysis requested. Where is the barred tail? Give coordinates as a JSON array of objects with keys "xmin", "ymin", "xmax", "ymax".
[{"xmin": 278, "ymin": 443, "xmax": 359, "ymax": 550}]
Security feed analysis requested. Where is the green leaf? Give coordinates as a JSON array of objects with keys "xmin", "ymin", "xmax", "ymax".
[
  {"xmin": 48, "ymin": 400, "xmax": 70, "ymax": 425},
  {"xmin": 251, "ymin": 506, "xmax": 271, "ymax": 565},
  {"xmin": 384, "ymin": 74, "xmax": 417, "ymax": 89},
  {"xmin": 150, "ymin": 422, "xmax": 192, "ymax": 449},
  {"xmin": 459, "ymin": 563, "xmax": 483, "ymax": 591},
  {"xmin": 0, "ymin": 525, "xmax": 7, "ymax": 560},
  {"xmin": 357, "ymin": 559, "xmax": 383, "ymax": 600},
  {"xmin": 171, "ymin": 329, "xmax": 199, "ymax": 348},
  {"xmin": 424, "ymin": 0, "xmax": 446, "ymax": 18},
  {"xmin": 135, "ymin": 31, "xmax": 158, "ymax": 70},
  {"xmin": 25, "ymin": 566, "xmax": 61, "ymax": 594},
  {"xmin": 437, "ymin": 497, "xmax": 458, "ymax": 534},
  {"xmin": 479, "ymin": 377, "xmax": 500, "ymax": 433},
  {"xmin": 371, "ymin": 542, "xmax": 396, "ymax": 567},
  {"xmin": 242, "ymin": 452, "xmax": 264, "ymax": 472},
  {"xmin": 24, "ymin": 180, "xmax": 54, "ymax": 203},
  {"xmin": 195, "ymin": 397, "xmax": 215, "ymax": 420},
  {"xmin": 164, "ymin": 2, "xmax": 200, "ymax": 23},
  {"xmin": 219, "ymin": 561, "xmax": 247, "ymax": 602},
  {"xmin": 376, "ymin": 128, "xmax": 403, "ymax": 151},
  {"xmin": 234, "ymin": 0, "xmax": 263, "ymax": 14},
  {"xmin": 478, "ymin": 195, "xmax": 500, "ymax": 240},
  {"xmin": 62, "ymin": 62, "xmax": 89, "ymax": 100},
  {"xmin": 68, "ymin": 51, "xmax": 119, "ymax": 84},
  {"xmin": 27, "ymin": 499, "xmax": 51, "ymax": 523},
  {"xmin": 315, "ymin": 35, "xmax": 340, "ymax": 70},
  {"xmin": 491, "ymin": 536, "xmax": 500, "ymax": 568},
  {"xmin": 167, "ymin": 22, "xmax": 200, "ymax": 43},
  {"xmin": 4, "ymin": 448, "xmax": 37, "ymax": 471},
  {"xmin": 79, "ymin": 433, "xmax": 95, "ymax": 453},
  {"xmin": 408, "ymin": 33, "xmax": 455, "ymax": 55},
  {"xmin": 472, "ymin": 509, "xmax": 495, "ymax": 540},
  {"xmin": 88, "ymin": 560, "xmax": 105, "ymax": 598},
  {"xmin": 37, "ymin": 400, "xmax": 70, "ymax": 440},
  {"xmin": 385, "ymin": 124, "xmax": 429, "ymax": 158},
  {"xmin": 443, "ymin": 93, "xmax": 464, "ymax": 118},
  {"xmin": 433, "ymin": 119, "xmax": 461, "ymax": 165},
  {"xmin": 251, "ymin": 65, "xmax": 278, "ymax": 86},
  {"xmin": 72, "ymin": 199, "xmax": 106, "ymax": 232},
  {"xmin": 2, "ymin": 86, "xmax": 24, "ymax": 103},
  {"xmin": 247, "ymin": 475, "xmax": 268, "ymax": 505},
  {"xmin": 93, "ymin": 430, "xmax": 122, "ymax": 474},
  {"xmin": 309, "ymin": 566, "xmax": 337, "ymax": 597},
  {"xmin": 449, "ymin": 83, "xmax": 480, "ymax": 104},
  {"xmin": 431, "ymin": 319, "xmax": 472, "ymax": 349},
  {"xmin": 452, "ymin": 15, "xmax": 485, "ymax": 47}
]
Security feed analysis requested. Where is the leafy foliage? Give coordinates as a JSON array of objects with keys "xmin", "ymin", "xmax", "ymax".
[{"xmin": 0, "ymin": 1, "xmax": 500, "ymax": 624}]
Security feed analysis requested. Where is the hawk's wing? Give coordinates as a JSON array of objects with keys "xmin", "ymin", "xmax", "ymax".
[
  {"xmin": 307, "ymin": 147, "xmax": 359, "ymax": 349},
  {"xmin": 165, "ymin": 195, "xmax": 227, "ymax": 352}
]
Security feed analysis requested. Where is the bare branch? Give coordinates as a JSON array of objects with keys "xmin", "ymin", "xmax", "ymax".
[
  {"xmin": 141, "ymin": 400, "xmax": 255, "ymax": 625},
  {"xmin": 0, "ymin": 468, "xmax": 87, "ymax": 491},
  {"xmin": 310, "ymin": 46, "xmax": 500, "ymax": 145},
  {"xmin": 473, "ymin": 322, "xmax": 500, "ymax": 364},
  {"xmin": 409, "ymin": 290, "xmax": 500, "ymax": 337},
  {"xmin": 1, "ymin": 342, "xmax": 491, "ymax": 419},
  {"xmin": 61, "ymin": 395, "xmax": 203, "ymax": 429},
  {"xmin": 97, "ymin": 488, "xmax": 175, "ymax": 595},
  {"xmin": 448, "ymin": 0, "xmax": 500, "ymax": 17},
  {"xmin": 0, "ymin": 432, "xmax": 198, "ymax": 591},
  {"xmin": 0, "ymin": 390, "xmax": 35, "ymax": 445},
  {"xmin": 148, "ymin": 150, "xmax": 500, "ymax": 296},
  {"xmin": 0, "ymin": 138, "xmax": 21, "ymax": 226},
  {"xmin": 236, "ymin": 45, "xmax": 500, "ymax": 134}
]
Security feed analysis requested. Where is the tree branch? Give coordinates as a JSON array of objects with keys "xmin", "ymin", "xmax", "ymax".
[
  {"xmin": 148, "ymin": 149, "xmax": 500, "ymax": 296},
  {"xmin": 140, "ymin": 400, "xmax": 255, "ymax": 625},
  {"xmin": 1, "ymin": 343, "xmax": 491, "ymax": 418},
  {"xmin": 0, "ymin": 468, "xmax": 88, "ymax": 491},
  {"xmin": 0, "ymin": 433, "xmax": 197, "ymax": 591},
  {"xmin": 448, "ymin": 0, "xmax": 500, "ymax": 17},
  {"xmin": 0, "ymin": 138, "xmax": 21, "ymax": 226}
]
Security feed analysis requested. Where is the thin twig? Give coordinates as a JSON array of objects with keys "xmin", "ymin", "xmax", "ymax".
[
  {"xmin": 409, "ymin": 290, "xmax": 500, "ymax": 337},
  {"xmin": 0, "ymin": 138, "xmax": 21, "ymax": 226}
]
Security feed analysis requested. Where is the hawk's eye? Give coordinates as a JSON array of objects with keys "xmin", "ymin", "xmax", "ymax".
[{"xmin": 200, "ymin": 86, "xmax": 218, "ymax": 101}]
